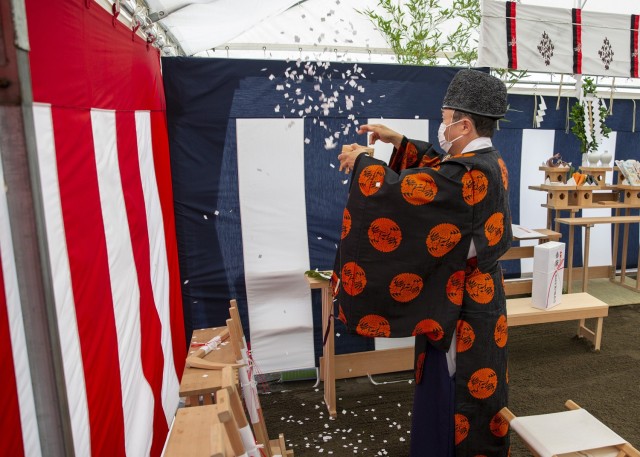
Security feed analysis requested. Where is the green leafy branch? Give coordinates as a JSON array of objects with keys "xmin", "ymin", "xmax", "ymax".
[
  {"xmin": 358, "ymin": 0, "xmax": 473, "ymax": 66},
  {"xmin": 358, "ymin": 0, "xmax": 527, "ymax": 86},
  {"xmin": 570, "ymin": 76, "xmax": 611, "ymax": 155}
]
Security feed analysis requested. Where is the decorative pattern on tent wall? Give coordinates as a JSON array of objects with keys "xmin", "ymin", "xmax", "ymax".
[
  {"xmin": 0, "ymin": 1, "xmax": 187, "ymax": 456},
  {"xmin": 478, "ymin": 0, "xmax": 640, "ymax": 76},
  {"xmin": 163, "ymin": 58, "xmax": 640, "ymax": 375}
]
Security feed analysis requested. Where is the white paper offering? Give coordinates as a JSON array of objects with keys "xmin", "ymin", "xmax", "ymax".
[{"xmin": 512, "ymin": 224, "xmax": 545, "ymax": 240}]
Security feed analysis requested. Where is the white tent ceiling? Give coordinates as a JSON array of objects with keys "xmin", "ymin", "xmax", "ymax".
[
  {"xmin": 141, "ymin": 0, "xmax": 640, "ymax": 58},
  {"xmin": 109, "ymin": 0, "xmax": 640, "ymax": 97}
]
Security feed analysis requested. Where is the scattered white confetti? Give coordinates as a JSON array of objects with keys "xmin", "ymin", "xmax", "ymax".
[
  {"xmin": 183, "ymin": 279, "xmax": 189, "ymax": 284},
  {"xmin": 268, "ymin": 74, "xmax": 275, "ymax": 80},
  {"xmin": 274, "ymin": 104, "xmax": 280, "ymax": 113},
  {"xmin": 214, "ymin": 210, "xmax": 219, "ymax": 216},
  {"xmin": 203, "ymin": 214, "xmax": 208, "ymax": 220},
  {"xmin": 324, "ymin": 137, "xmax": 337, "ymax": 150}
]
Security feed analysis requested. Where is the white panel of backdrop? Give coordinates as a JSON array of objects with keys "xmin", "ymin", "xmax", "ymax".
[
  {"xmin": 581, "ymin": 133, "xmax": 617, "ymax": 267},
  {"xmin": 519, "ymin": 129, "xmax": 556, "ymax": 274},
  {"xmin": 236, "ymin": 118, "xmax": 315, "ymax": 373}
]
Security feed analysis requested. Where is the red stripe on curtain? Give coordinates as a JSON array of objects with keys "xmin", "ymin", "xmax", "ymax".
[
  {"xmin": 632, "ymin": 15, "xmax": 639, "ymax": 78},
  {"xmin": 506, "ymin": 1, "xmax": 518, "ymax": 69},
  {"xmin": 52, "ymin": 107, "xmax": 127, "ymax": 456},
  {"xmin": 0, "ymin": 253, "xmax": 25, "ymax": 457},
  {"xmin": 573, "ymin": 8, "xmax": 582, "ymax": 74},
  {"xmin": 150, "ymin": 111, "xmax": 187, "ymax": 376},
  {"xmin": 116, "ymin": 112, "xmax": 168, "ymax": 456}
]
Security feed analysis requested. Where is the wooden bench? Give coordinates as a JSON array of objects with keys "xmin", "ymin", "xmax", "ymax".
[
  {"xmin": 507, "ymin": 292, "xmax": 609, "ymax": 351},
  {"xmin": 180, "ymin": 326, "xmax": 237, "ymax": 406},
  {"xmin": 310, "ymin": 285, "xmax": 609, "ymax": 418}
]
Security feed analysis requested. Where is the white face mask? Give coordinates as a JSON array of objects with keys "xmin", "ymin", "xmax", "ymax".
[{"xmin": 438, "ymin": 119, "xmax": 463, "ymax": 153}]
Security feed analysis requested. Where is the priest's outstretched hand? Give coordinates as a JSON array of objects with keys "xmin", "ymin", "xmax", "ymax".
[
  {"xmin": 357, "ymin": 124, "xmax": 403, "ymax": 148},
  {"xmin": 337, "ymin": 143, "xmax": 370, "ymax": 174}
]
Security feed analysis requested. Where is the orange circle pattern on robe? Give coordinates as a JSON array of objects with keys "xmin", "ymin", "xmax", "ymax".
[
  {"xmin": 498, "ymin": 158, "xmax": 509, "ymax": 190},
  {"xmin": 490, "ymin": 412, "xmax": 509, "ymax": 437},
  {"xmin": 462, "ymin": 169, "xmax": 489, "ymax": 205},
  {"xmin": 405, "ymin": 142, "xmax": 418, "ymax": 167},
  {"xmin": 415, "ymin": 351, "xmax": 426, "ymax": 384},
  {"xmin": 356, "ymin": 314, "xmax": 390, "ymax": 337},
  {"xmin": 465, "ymin": 271, "xmax": 495, "ymax": 304},
  {"xmin": 341, "ymin": 262, "xmax": 367, "ymax": 296},
  {"xmin": 454, "ymin": 414, "xmax": 470, "ymax": 445},
  {"xmin": 358, "ymin": 165, "xmax": 386, "ymax": 196},
  {"xmin": 412, "ymin": 319, "xmax": 444, "ymax": 341},
  {"xmin": 484, "ymin": 212, "xmax": 505, "ymax": 247},
  {"xmin": 389, "ymin": 273, "xmax": 423, "ymax": 303},
  {"xmin": 341, "ymin": 208, "xmax": 351, "ymax": 240},
  {"xmin": 426, "ymin": 223, "xmax": 462, "ymax": 257},
  {"xmin": 456, "ymin": 320, "xmax": 475, "ymax": 353},
  {"xmin": 368, "ymin": 218, "xmax": 402, "ymax": 252},
  {"xmin": 468, "ymin": 367, "xmax": 498, "ymax": 399},
  {"xmin": 400, "ymin": 173, "xmax": 438, "ymax": 205},
  {"xmin": 446, "ymin": 270, "xmax": 465, "ymax": 306},
  {"xmin": 494, "ymin": 314, "xmax": 508, "ymax": 348}
]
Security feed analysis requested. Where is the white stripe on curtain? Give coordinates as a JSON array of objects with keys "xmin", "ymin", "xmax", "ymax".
[
  {"xmin": 519, "ymin": 129, "xmax": 556, "ymax": 274},
  {"xmin": 236, "ymin": 118, "xmax": 314, "ymax": 373},
  {"xmin": 134, "ymin": 111, "xmax": 180, "ymax": 424},
  {"xmin": 91, "ymin": 109, "xmax": 154, "ymax": 456},
  {"xmin": 367, "ymin": 119, "xmax": 430, "ymax": 351},
  {"xmin": 582, "ymin": 134, "xmax": 618, "ymax": 268},
  {"xmin": 0, "ymin": 110, "xmax": 43, "ymax": 457}
]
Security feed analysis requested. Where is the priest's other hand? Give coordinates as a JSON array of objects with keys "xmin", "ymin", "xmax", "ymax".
[
  {"xmin": 357, "ymin": 124, "xmax": 403, "ymax": 149},
  {"xmin": 338, "ymin": 144, "xmax": 368, "ymax": 174}
]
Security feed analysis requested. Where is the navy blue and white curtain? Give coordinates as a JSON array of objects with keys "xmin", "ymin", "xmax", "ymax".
[{"xmin": 163, "ymin": 58, "xmax": 640, "ymax": 374}]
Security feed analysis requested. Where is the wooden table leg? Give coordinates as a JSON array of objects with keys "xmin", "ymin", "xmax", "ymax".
[
  {"xmin": 582, "ymin": 225, "xmax": 591, "ymax": 293},
  {"xmin": 620, "ymin": 208, "xmax": 631, "ymax": 285},
  {"xmin": 594, "ymin": 317, "xmax": 604, "ymax": 352},
  {"xmin": 611, "ymin": 208, "xmax": 620, "ymax": 281},
  {"xmin": 566, "ymin": 223, "xmax": 575, "ymax": 294},
  {"xmin": 321, "ymin": 286, "xmax": 337, "ymax": 418}
]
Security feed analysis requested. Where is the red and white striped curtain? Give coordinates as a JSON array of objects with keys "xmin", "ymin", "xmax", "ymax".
[
  {"xmin": 478, "ymin": 0, "xmax": 640, "ymax": 78},
  {"xmin": 0, "ymin": 1, "xmax": 186, "ymax": 455}
]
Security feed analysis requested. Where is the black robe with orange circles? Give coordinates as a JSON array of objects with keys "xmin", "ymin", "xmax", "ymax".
[{"xmin": 333, "ymin": 138, "xmax": 512, "ymax": 456}]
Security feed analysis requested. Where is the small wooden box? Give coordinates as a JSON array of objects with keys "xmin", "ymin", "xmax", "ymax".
[
  {"xmin": 618, "ymin": 185, "xmax": 640, "ymax": 205},
  {"xmin": 539, "ymin": 166, "xmax": 569, "ymax": 184},
  {"xmin": 579, "ymin": 166, "xmax": 611, "ymax": 188},
  {"xmin": 546, "ymin": 188, "xmax": 571, "ymax": 208},
  {"xmin": 568, "ymin": 187, "xmax": 593, "ymax": 207}
]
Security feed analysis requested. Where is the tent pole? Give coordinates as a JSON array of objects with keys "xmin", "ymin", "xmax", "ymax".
[{"xmin": 0, "ymin": 0, "xmax": 74, "ymax": 455}]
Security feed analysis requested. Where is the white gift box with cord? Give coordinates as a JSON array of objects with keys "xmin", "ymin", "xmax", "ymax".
[{"xmin": 531, "ymin": 241, "xmax": 565, "ymax": 309}]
